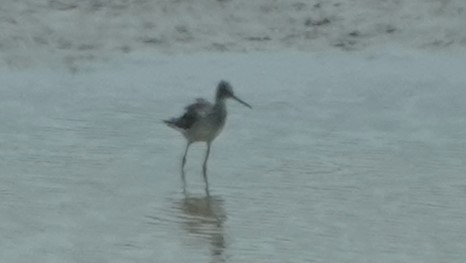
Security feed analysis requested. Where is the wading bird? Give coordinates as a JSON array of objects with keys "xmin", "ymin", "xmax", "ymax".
[{"xmin": 164, "ymin": 80, "xmax": 251, "ymax": 193}]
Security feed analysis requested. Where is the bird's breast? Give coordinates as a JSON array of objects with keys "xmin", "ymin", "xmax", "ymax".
[{"xmin": 184, "ymin": 112, "xmax": 226, "ymax": 142}]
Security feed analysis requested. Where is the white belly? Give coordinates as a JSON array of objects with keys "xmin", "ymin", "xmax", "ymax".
[{"xmin": 184, "ymin": 118, "xmax": 225, "ymax": 142}]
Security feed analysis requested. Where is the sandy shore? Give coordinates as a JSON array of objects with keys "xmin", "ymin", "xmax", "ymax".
[{"xmin": 1, "ymin": 0, "xmax": 465, "ymax": 68}]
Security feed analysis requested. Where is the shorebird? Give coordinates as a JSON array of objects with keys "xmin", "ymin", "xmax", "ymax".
[{"xmin": 164, "ymin": 80, "xmax": 251, "ymax": 192}]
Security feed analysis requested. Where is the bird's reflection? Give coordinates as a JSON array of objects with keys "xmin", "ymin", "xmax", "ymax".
[
  {"xmin": 181, "ymin": 168, "xmax": 210, "ymax": 196},
  {"xmin": 174, "ymin": 194, "xmax": 227, "ymax": 263}
]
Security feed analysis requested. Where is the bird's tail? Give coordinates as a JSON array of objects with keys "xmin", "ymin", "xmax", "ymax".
[
  {"xmin": 163, "ymin": 119, "xmax": 175, "ymax": 126},
  {"xmin": 163, "ymin": 118, "xmax": 181, "ymax": 131}
]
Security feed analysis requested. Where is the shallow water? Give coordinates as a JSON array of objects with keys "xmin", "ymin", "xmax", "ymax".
[{"xmin": 1, "ymin": 52, "xmax": 466, "ymax": 262}]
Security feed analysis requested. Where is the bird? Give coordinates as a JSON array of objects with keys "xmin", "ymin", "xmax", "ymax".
[{"xmin": 164, "ymin": 80, "xmax": 251, "ymax": 193}]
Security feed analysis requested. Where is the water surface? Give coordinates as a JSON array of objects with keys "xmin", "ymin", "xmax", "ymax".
[{"xmin": 1, "ymin": 53, "xmax": 466, "ymax": 262}]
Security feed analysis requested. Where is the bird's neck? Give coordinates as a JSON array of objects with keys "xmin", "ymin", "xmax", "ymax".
[
  {"xmin": 214, "ymin": 97, "xmax": 227, "ymax": 114},
  {"xmin": 215, "ymin": 91, "xmax": 226, "ymax": 101},
  {"xmin": 215, "ymin": 96, "xmax": 227, "ymax": 107}
]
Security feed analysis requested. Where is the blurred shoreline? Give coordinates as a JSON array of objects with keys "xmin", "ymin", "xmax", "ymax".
[{"xmin": 1, "ymin": 0, "xmax": 465, "ymax": 69}]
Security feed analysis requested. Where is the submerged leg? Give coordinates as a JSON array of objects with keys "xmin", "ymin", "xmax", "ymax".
[
  {"xmin": 202, "ymin": 142, "xmax": 211, "ymax": 195},
  {"xmin": 181, "ymin": 142, "xmax": 191, "ymax": 191}
]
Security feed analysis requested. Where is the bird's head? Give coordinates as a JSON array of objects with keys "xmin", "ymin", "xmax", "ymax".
[{"xmin": 216, "ymin": 80, "xmax": 252, "ymax": 109}]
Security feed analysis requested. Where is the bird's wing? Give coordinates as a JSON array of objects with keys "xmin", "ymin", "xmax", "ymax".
[
  {"xmin": 169, "ymin": 98, "xmax": 212, "ymax": 130},
  {"xmin": 184, "ymin": 98, "xmax": 213, "ymax": 117}
]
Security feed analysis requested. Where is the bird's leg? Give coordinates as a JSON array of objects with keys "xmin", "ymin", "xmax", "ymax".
[
  {"xmin": 181, "ymin": 142, "xmax": 191, "ymax": 191},
  {"xmin": 202, "ymin": 142, "xmax": 211, "ymax": 195},
  {"xmin": 182, "ymin": 142, "xmax": 190, "ymax": 171}
]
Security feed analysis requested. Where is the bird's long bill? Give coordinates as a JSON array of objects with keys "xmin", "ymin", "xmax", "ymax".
[{"xmin": 232, "ymin": 95, "xmax": 252, "ymax": 109}]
